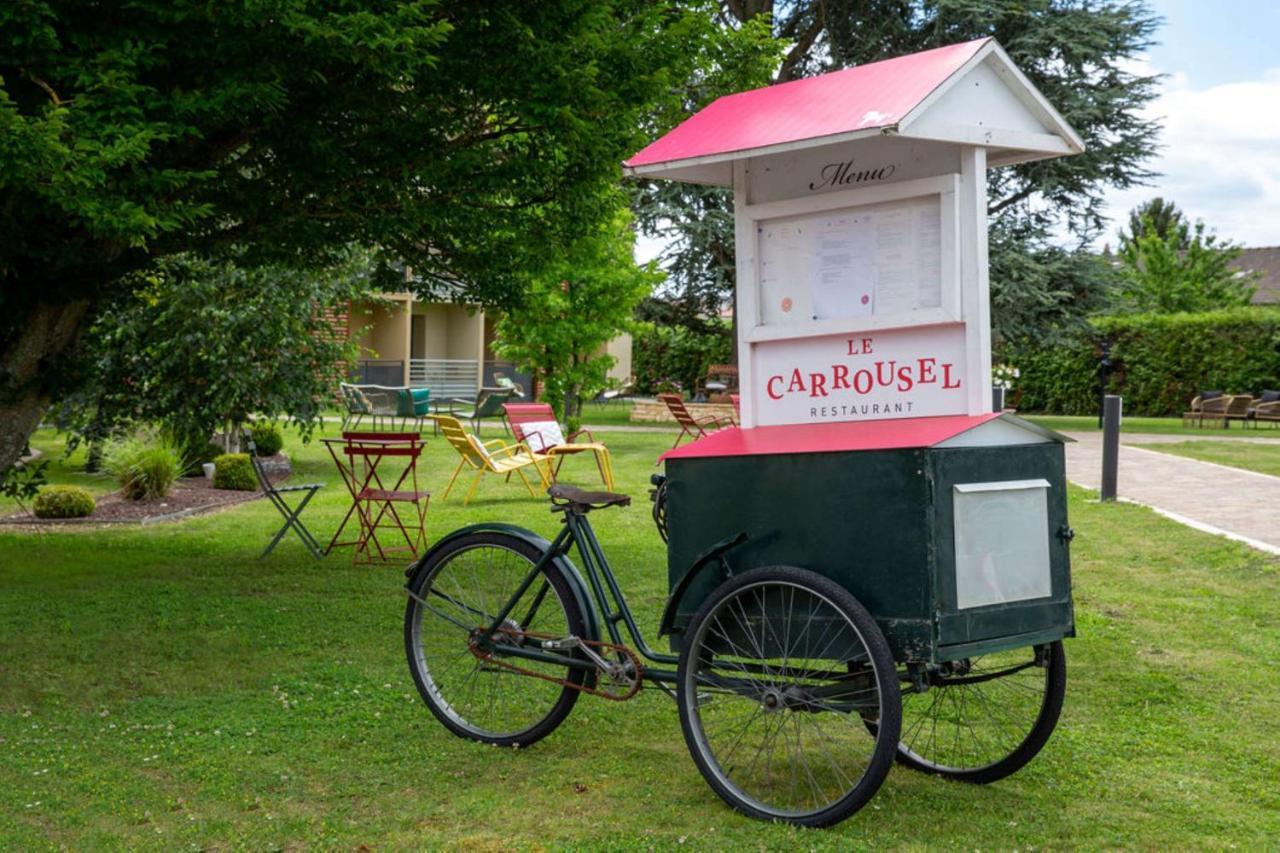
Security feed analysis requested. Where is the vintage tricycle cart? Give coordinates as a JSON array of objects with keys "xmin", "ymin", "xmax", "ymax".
[{"xmin": 404, "ymin": 38, "xmax": 1083, "ymax": 827}]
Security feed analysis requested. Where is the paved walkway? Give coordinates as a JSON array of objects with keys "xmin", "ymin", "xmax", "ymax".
[{"xmin": 1063, "ymin": 431, "xmax": 1280, "ymax": 555}]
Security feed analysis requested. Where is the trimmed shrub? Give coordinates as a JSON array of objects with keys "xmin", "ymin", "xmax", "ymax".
[
  {"xmin": 249, "ymin": 422, "xmax": 284, "ymax": 457},
  {"xmin": 104, "ymin": 437, "xmax": 184, "ymax": 500},
  {"xmin": 1005, "ymin": 307, "xmax": 1280, "ymax": 416},
  {"xmin": 32, "ymin": 485, "xmax": 96, "ymax": 519},
  {"xmin": 213, "ymin": 453, "xmax": 257, "ymax": 491}
]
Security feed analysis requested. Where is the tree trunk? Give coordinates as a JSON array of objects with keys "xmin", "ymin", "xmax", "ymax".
[{"xmin": 0, "ymin": 299, "xmax": 92, "ymax": 473}]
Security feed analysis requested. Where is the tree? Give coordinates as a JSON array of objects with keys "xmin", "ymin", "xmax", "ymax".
[
  {"xmin": 1118, "ymin": 214, "xmax": 1256, "ymax": 313},
  {"xmin": 633, "ymin": 0, "xmax": 1161, "ymax": 342},
  {"xmin": 68, "ymin": 254, "xmax": 368, "ymax": 458},
  {"xmin": 492, "ymin": 209, "xmax": 659, "ymax": 420},
  {"xmin": 629, "ymin": 13, "xmax": 781, "ymax": 343},
  {"xmin": 0, "ymin": 1, "xmax": 730, "ymax": 472},
  {"xmin": 1121, "ymin": 197, "xmax": 1188, "ymax": 249},
  {"xmin": 989, "ymin": 220, "xmax": 1123, "ymax": 346}
]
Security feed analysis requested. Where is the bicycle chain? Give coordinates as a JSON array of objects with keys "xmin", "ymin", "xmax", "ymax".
[{"xmin": 468, "ymin": 628, "xmax": 645, "ymax": 701}]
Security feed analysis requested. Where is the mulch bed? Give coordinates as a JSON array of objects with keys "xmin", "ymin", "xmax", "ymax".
[{"xmin": 0, "ymin": 474, "xmax": 281, "ymax": 527}]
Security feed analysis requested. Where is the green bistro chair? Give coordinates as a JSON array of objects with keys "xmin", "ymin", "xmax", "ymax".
[
  {"xmin": 243, "ymin": 433, "xmax": 325, "ymax": 559},
  {"xmin": 447, "ymin": 387, "xmax": 515, "ymax": 435}
]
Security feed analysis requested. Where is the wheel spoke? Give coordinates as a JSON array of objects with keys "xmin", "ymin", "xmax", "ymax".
[
  {"xmin": 407, "ymin": 540, "xmax": 581, "ymax": 743},
  {"xmin": 896, "ymin": 644, "xmax": 1062, "ymax": 780},
  {"xmin": 681, "ymin": 573, "xmax": 898, "ymax": 824}
]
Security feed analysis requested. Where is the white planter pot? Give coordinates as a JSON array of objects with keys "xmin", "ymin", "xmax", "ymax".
[{"xmin": 202, "ymin": 462, "xmax": 216, "ymax": 480}]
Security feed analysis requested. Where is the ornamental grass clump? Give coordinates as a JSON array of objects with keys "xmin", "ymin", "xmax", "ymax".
[
  {"xmin": 104, "ymin": 437, "xmax": 185, "ymax": 500},
  {"xmin": 32, "ymin": 485, "xmax": 96, "ymax": 519},
  {"xmin": 249, "ymin": 422, "xmax": 284, "ymax": 457},
  {"xmin": 212, "ymin": 453, "xmax": 257, "ymax": 491}
]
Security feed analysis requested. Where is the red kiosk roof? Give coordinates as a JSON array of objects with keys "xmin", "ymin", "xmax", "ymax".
[
  {"xmin": 662, "ymin": 413, "xmax": 1005, "ymax": 461},
  {"xmin": 624, "ymin": 39, "xmax": 988, "ymax": 170}
]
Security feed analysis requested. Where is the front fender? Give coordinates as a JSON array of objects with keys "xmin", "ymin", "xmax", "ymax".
[{"xmin": 405, "ymin": 522, "xmax": 600, "ymax": 643}]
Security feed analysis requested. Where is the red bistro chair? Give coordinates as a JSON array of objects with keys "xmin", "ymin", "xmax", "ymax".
[
  {"xmin": 658, "ymin": 393, "xmax": 736, "ymax": 455},
  {"xmin": 323, "ymin": 431, "xmax": 430, "ymax": 564}
]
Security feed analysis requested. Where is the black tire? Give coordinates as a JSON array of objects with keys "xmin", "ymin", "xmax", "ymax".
[
  {"xmin": 895, "ymin": 640, "xmax": 1066, "ymax": 783},
  {"xmin": 676, "ymin": 566, "xmax": 901, "ymax": 827},
  {"xmin": 404, "ymin": 531, "xmax": 588, "ymax": 747}
]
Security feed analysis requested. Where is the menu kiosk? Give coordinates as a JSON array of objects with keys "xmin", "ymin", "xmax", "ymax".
[{"xmin": 626, "ymin": 36, "xmax": 1082, "ymax": 663}]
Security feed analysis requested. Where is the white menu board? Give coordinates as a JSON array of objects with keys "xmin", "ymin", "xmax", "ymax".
[{"xmin": 757, "ymin": 195, "xmax": 942, "ymax": 328}]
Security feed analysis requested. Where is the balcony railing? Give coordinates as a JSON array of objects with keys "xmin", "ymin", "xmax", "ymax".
[
  {"xmin": 353, "ymin": 359, "xmax": 404, "ymax": 387},
  {"xmin": 409, "ymin": 358, "xmax": 480, "ymax": 399}
]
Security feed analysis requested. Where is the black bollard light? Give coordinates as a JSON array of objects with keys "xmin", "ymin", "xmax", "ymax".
[{"xmin": 1100, "ymin": 395, "xmax": 1122, "ymax": 501}]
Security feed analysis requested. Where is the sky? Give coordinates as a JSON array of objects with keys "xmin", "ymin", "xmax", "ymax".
[
  {"xmin": 1097, "ymin": 0, "xmax": 1280, "ymax": 248},
  {"xmin": 636, "ymin": 1, "xmax": 1280, "ymax": 264}
]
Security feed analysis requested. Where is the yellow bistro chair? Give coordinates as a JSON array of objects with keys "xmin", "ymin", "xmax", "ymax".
[{"xmin": 434, "ymin": 415, "xmax": 553, "ymax": 505}]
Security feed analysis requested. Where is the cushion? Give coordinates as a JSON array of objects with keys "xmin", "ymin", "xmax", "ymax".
[
  {"xmin": 521, "ymin": 420, "xmax": 565, "ymax": 452},
  {"xmin": 1199, "ymin": 390, "xmax": 1223, "ymax": 401},
  {"xmin": 466, "ymin": 435, "xmax": 492, "ymax": 463},
  {"xmin": 409, "ymin": 387, "xmax": 431, "ymax": 415},
  {"xmin": 395, "ymin": 387, "xmax": 432, "ymax": 417},
  {"xmin": 1260, "ymin": 389, "xmax": 1280, "ymax": 404}
]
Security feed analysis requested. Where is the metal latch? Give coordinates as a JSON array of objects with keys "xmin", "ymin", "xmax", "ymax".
[{"xmin": 1057, "ymin": 524, "xmax": 1076, "ymax": 543}]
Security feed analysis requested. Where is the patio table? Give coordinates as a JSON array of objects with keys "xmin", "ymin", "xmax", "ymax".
[{"xmin": 322, "ymin": 432, "xmax": 430, "ymax": 563}]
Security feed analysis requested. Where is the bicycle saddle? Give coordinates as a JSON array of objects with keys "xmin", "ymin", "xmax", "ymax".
[{"xmin": 547, "ymin": 483, "xmax": 631, "ymax": 511}]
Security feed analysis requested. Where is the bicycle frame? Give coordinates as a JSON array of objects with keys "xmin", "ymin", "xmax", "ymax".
[
  {"xmin": 477, "ymin": 508, "xmax": 682, "ymax": 684},
  {"xmin": 465, "ymin": 508, "xmax": 885, "ymax": 700}
]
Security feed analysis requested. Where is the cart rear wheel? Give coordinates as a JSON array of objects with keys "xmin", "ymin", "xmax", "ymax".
[
  {"xmin": 677, "ymin": 567, "xmax": 901, "ymax": 827},
  {"xmin": 404, "ymin": 532, "xmax": 588, "ymax": 747},
  {"xmin": 895, "ymin": 640, "xmax": 1065, "ymax": 783}
]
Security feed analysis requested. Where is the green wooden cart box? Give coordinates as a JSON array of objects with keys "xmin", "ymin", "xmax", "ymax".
[{"xmin": 661, "ymin": 412, "xmax": 1075, "ymax": 664}]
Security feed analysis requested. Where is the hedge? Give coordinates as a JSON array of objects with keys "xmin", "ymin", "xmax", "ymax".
[
  {"xmin": 213, "ymin": 453, "xmax": 257, "ymax": 491},
  {"xmin": 1005, "ymin": 307, "xmax": 1280, "ymax": 416},
  {"xmin": 250, "ymin": 422, "xmax": 284, "ymax": 457},
  {"xmin": 632, "ymin": 322, "xmax": 732, "ymax": 395}
]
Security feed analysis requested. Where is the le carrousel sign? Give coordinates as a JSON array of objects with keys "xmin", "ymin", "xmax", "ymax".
[
  {"xmin": 624, "ymin": 36, "xmax": 1083, "ymax": 429},
  {"xmin": 754, "ymin": 326, "xmax": 966, "ymax": 426}
]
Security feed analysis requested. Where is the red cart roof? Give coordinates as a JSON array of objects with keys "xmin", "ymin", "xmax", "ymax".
[
  {"xmin": 623, "ymin": 38, "xmax": 1083, "ymax": 183},
  {"xmin": 661, "ymin": 413, "xmax": 1066, "ymax": 461},
  {"xmin": 626, "ymin": 39, "xmax": 987, "ymax": 171}
]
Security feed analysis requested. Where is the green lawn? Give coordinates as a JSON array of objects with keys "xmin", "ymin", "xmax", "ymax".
[
  {"xmin": 2, "ymin": 426, "xmax": 1278, "ymax": 847},
  {"xmin": 1023, "ymin": 413, "xmax": 1280, "ymax": 438},
  {"xmin": 1132, "ymin": 439, "xmax": 1280, "ymax": 478},
  {"xmin": 579, "ymin": 399, "xmax": 647, "ymax": 427},
  {"xmin": 0, "ymin": 433, "xmax": 117, "ymax": 515}
]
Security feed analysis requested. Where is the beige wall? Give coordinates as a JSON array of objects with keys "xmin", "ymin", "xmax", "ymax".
[
  {"xmin": 445, "ymin": 305, "xmax": 484, "ymax": 361},
  {"xmin": 411, "ymin": 303, "xmax": 450, "ymax": 359},
  {"xmin": 605, "ymin": 332, "xmax": 633, "ymax": 382},
  {"xmin": 351, "ymin": 297, "xmax": 411, "ymax": 363},
  {"xmin": 407, "ymin": 303, "xmax": 484, "ymax": 363}
]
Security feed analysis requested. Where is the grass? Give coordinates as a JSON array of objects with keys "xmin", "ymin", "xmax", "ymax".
[
  {"xmin": 1132, "ymin": 439, "xmax": 1280, "ymax": 478},
  {"xmin": 0, "ymin": 433, "xmax": 117, "ymax": 515},
  {"xmin": 1023, "ymin": 413, "xmax": 1280, "ymax": 438},
  {"xmin": 578, "ymin": 399, "xmax": 646, "ymax": 427},
  {"xmin": 2, "ymin": 425, "xmax": 1279, "ymax": 848}
]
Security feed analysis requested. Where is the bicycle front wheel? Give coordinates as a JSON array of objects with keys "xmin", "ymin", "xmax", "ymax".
[
  {"xmin": 677, "ymin": 567, "xmax": 901, "ymax": 827},
  {"xmin": 404, "ymin": 531, "xmax": 588, "ymax": 747}
]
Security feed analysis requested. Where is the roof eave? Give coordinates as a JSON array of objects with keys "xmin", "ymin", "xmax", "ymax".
[{"xmin": 621, "ymin": 125, "xmax": 896, "ymax": 183}]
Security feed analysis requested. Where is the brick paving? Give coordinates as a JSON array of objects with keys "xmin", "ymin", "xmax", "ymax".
[{"xmin": 1063, "ymin": 431, "xmax": 1280, "ymax": 555}]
